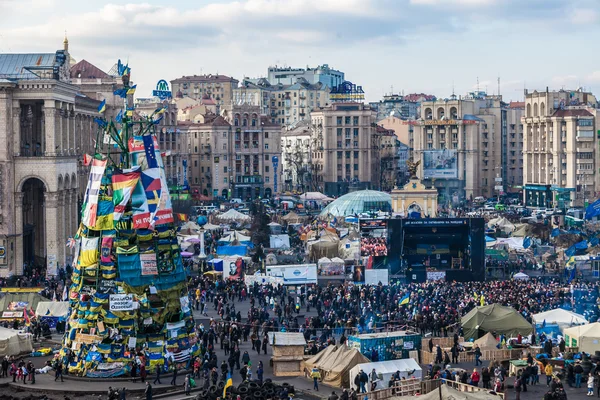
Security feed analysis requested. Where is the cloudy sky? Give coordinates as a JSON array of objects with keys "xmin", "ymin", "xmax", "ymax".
[{"xmin": 1, "ymin": 0, "xmax": 599, "ymax": 102}]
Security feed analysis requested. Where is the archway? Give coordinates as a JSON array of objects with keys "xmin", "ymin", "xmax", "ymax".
[
  {"xmin": 407, "ymin": 203, "xmax": 422, "ymax": 217},
  {"xmin": 264, "ymin": 188, "xmax": 272, "ymax": 198},
  {"xmin": 221, "ymin": 189, "xmax": 228, "ymax": 199},
  {"xmin": 21, "ymin": 178, "xmax": 46, "ymax": 269}
]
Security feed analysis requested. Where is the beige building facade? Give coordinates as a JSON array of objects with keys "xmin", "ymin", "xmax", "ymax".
[
  {"xmin": 171, "ymin": 74, "xmax": 238, "ymax": 109},
  {"xmin": 0, "ymin": 44, "xmax": 100, "ymax": 276},
  {"xmin": 390, "ymin": 179, "xmax": 438, "ymax": 217},
  {"xmin": 522, "ymin": 88, "xmax": 599, "ymax": 209},
  {"xmin": 413, "ymin": 93, "xmax": 524, "ymax": 202},
  {"xmin": 310, "ymin": 103, "xmax": 380, "ymax": 197}
]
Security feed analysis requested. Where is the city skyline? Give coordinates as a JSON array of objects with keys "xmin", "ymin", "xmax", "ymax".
[{"xmin": 1, "ymin": 0, "xmax": 599, "ymax": 102}]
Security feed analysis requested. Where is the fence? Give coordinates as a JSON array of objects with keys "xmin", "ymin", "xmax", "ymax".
[
  {"xmin": 364, "ymin": 378, "xmax": 442, "ymax": 400},
  {"xmin": 441, "ymin": 378, "xmax": 505, "ymax": 399}
]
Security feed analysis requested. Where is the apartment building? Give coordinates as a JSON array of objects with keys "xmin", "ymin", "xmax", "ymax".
[{"xmin": 171, "ymin": 74, "xmax": 238, "ymax": 109}]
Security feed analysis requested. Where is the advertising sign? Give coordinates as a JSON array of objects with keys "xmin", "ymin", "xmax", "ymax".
[
  {"xmin": 422, "ymin": 149, "xmax": 458, "ymax": 179},
  {"xmin": 272, "ymin": 156, "xmax": 279, "ymax": 194},
  {"xmin": 140, "ymin": 253, "xmax": 158, "ymax": 275},
  {"xmin": 152, "ymin": 80, "xmax": 172, "ymax": 100},
  {"xmin": 109, "ymin": 294, "xmax": 134, "ymax": 311},
  {"xmin": 266, "ymin": 264, "xmax": 317, "ymax": 285},
  {"xmin": 365, "ymin": 269, "xmax": 389, "ymax": 285}
]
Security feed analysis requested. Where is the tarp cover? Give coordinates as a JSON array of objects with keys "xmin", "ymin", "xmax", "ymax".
[
  {"xmin": 395, "ymin": 383, "xmax": 497, "ymax": 400},
  {"xmin": 304, "ymin": 344, "xmax": 369, "ymax": 388},
  {"xmin": 349, "ymin": 358, "xmax": 422, "ymax": 391},
  {"xmin": 217, "ymin": 209, "xmax": 251, "ymax": 222},
  {"xmin": 532, "ymin": 309, "xmax": 588, "ymax": 329},
  {"xmin": 563, "ymin": 322, "xmax": 600, "ymax": 353},
  {"xmin": 0, "ymin": 327, "xmax": 33, "ymax": 357},
  {"xmin": 270, "ymin": 234, "xmax": 290, "ymax": 249},
  {"xmin": 35, "ymin": 301, "xmax": 69, "ymax": 317},
  {"xmin": 473, "ymin": 332, "xmax": 499, "ymax": 350},
  {"xmin": 461, "ymin": 304, "xmax": 533, "ymax": 340}
]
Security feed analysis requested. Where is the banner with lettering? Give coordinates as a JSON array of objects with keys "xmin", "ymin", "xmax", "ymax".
[{"xmin": 81, "ymin": 159, "xmax": 107, "ymax": 227}]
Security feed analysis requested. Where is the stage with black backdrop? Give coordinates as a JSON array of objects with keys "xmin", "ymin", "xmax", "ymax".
[{"xmin": 361, "ymin": 218, "xmax": 485, "ymax": 283}]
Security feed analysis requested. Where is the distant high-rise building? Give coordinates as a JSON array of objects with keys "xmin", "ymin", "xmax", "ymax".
[
  {"xmin": 171, "ymin": 74, "xmax": 239, "ymax": 109},
  {"xmin": 370, "ymin": 93, "xmax": 435, "ymax": 120}
]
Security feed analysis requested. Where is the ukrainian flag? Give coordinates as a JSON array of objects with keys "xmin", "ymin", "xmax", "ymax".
[
  {"xmin": 98, "ymin": 99, "xmax": 106, "ymax": 114},
  {"xmin": 399, "ymin": 293, "xmax": 410, "ymax": 305},
  {"xmin": 127, "ymin": 85, "xmax": 137, "ymax": 95},
  {"xmin": 223, "ymin": 372, "xmax": 232, "ymax": 397}
]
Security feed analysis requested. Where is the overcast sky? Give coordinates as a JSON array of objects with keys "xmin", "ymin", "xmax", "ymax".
[{"xmin": 1, "ymin": 0, "xmax": 599, "ymax": 102}]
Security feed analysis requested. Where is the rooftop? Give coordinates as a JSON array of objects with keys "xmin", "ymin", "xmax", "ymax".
[
  {"xmin": 551, "ymin": 109, "xmax": 594, "ymax": 118},
  {"xmin": 509, "ymin": 101, "xmax": 525, "ymax": 109},
  {"xmin": 171, "ymin": 74, "xmax": 238, "ymax": 84},
  {"xmin": 0, "ymin": 52, "xmax": 65, "ymax": 80},
  {"xmin": 70, "ymin": 59, "xmax": 109, "ymax": 79}
]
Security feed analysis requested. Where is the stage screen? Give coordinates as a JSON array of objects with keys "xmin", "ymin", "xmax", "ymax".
[{"xmin": 360, "ymin": 219, "xmax": 388, "ymax": 257}]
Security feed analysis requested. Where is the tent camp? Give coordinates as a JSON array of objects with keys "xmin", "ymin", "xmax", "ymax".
[
  {"xmin": 473, "ymin": 332, "xmax": 499, "ymax": 350},
  {"xmin": 349, "ymin": 359, "xmax": 422, "ymax": 391},
  {"xmin": 35, "ymin": 301, "xmax": 69, "ymax": 318},
  {"xmin": 303, "ymin": 345, "xmax": 369, "ymax": 388},
  {"xmin": 217, "ymin": 209, "xmax": 251, "ymax": 223},
  {"xmin": 461, "ymin": 304, "xmax": 534, "ymax": 340},
  {"xmin": 563, "ymin": 322, "xmax": 600, "ymax": 354},
  {"xmin": 513, "ymin": 272, "xmax": 530, "ymax": 280},
  {"xmin": 0, "ymin": 293, "xmax": 50, "ymax": 319},
  {"xmin": 532, "ymin": 309, "xmax": 588, "ymax": 331},
  {"xmin": 0, "ymin": 327, "xmax": 33, "ymax": 357}
]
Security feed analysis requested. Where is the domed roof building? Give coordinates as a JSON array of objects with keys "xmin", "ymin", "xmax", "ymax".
[{"xmin": 319, "ymin": 190, "xmax": 392, "ymax": 217}]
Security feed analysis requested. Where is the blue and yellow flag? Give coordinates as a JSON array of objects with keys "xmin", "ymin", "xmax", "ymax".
[
  {"xmin": 399, "ymin": 293, "xmax": 410, "ymax": 305},
  {"xmin": 98, "ymin": 99, "xmax": 106, "ymax": 114},
  {"xmin": 127, "ymin": 85, "xmax": 137, "ymax": 95},
  {"xmin": 223, "ymin": 372, "xmax": 232, "ymax": 396},
  {"xmin": 115, "ymin": 110, "xmax": 123, "ymax": 123}
]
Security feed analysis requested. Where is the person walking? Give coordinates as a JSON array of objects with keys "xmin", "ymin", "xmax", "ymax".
[
  {"xmin": 184, "ymin": 374, "xmax": 191, "ymax": 396},
  {"xmin": 470, "ymin": 368, "xmax": 480, "ymax": 387},
  {"xmin": 170, "ymin": 365, "xmax": 178, "ymax": 386},
  {"xmin": 514, "ymin": 373, "xmax": 523, "ymax": 400},
  {"xmin": 311, "ymin": 367, "xmax": 321, "ymax": 391},
  {"xmin": 588, "ymin": 374, "xmax": 595, "ymax": 396},
  {"xmin": 144, "ymin": 382, "xmax": 153, "ymax": 400},
  {"xmin": 54, "ymin": 362, "xmax": 64, "ymax": 382},
  {"xmin": 545, "ymin": 363, "xmax": 553, "ymax": 386},
  {"xmin": 153, "ymin": 365, "xmax": 162, "ymax": 385},
  {"xmin": 474, "ymin": 345, "xmax": 482, "ymax": 366},
  {"xmin": 575, "ymin": 361, "xmax": 584, "ymax": 388}
]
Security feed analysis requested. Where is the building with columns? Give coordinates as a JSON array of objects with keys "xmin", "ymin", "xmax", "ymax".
[
  {"xmin": 0, "ymin": 43, "xmax": 100, "ymax": 277},
  {"xmin": 522, "ymin": 88, "xmax": 599, "ymax": 209}
]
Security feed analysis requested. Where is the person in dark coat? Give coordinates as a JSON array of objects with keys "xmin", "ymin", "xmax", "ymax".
[
  {"xmin": 153, "ymin": 365, "xmax": 161, "ymax": 385},
  {"xmin": 428, "ymin": 339, "xmax": 434, "ymax": 353},
  {"xmin": 451, "ymin": 344, "xmax": 459, "ymax": 364},
  {"xmin": 435, "ymin": 345, "xmax": 443, "ymax": 364},
  {"xmin": 170, "ymin": 365, "xmax": 178, "ymax": 386},
  {"xmin": 144, "ymin": 382, "xmax": 152, "ymax": 400}
]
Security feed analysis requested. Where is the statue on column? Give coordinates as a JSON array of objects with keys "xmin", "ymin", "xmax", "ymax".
[{"xmin": 406, "ymin": 157, "xmax": 421, "ymax": 180}]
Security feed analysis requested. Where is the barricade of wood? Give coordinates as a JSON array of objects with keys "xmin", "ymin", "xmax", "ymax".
[
  {"xmin": 365, "ymin": 379, "xmax": 442, "ymax": 400},
  {"xmin": 420, "ymin": 350, "xmax": 474, "ymax": 365},
  {"xmin": 441, "ymin": 378, "xmax": 505, "ymax": 399},
  {"xmin": 421, "ymin": 337, "xmax": 464, "ymax": 349},
  {"xmin": 482, "ymin": 349, "xmax": 522, "ymax": 362}
]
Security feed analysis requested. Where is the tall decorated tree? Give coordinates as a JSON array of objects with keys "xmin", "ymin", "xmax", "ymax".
[{"xmin": 60, "ymin": 62, "xmax": 197, "ymax": 377}]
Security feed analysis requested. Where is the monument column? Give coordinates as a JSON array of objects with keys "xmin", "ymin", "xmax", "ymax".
[
  {"xmin": 44, "ymin": 100, "xmax": 58, "ymax": 156},
  {"xmin": 14, "ymin": 192, "xmax": 24, "ymax": 276},
  {"xmin": 44, "ymin": 192, "xmax": 60, "ymax": 274}
]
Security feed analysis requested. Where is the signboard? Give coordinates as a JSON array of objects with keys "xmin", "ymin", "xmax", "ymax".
[
  {"xmin": 0, "ymin": 246, "xmax": 5, "ymax": 258},
  {"xmin": 2, "ymin": 311, "xmax": 23, "ymax": 318},
  {"xmin": 47, "ymin": 254, "xmax": 57, "ymax": 276},
  {"xmin": 365, "ymin": 269, "xmax": 389, "ymax": 285},
  {"xmin": 402, "ymin": 119, "xmax": 478, "ymax": 125},
  {"xmin": 7, "ymin": 301, "xmax": 28, "ymax": 311},
  {"xmin": 266, "ymin": 264, "xmax": 318, "ymax": 285},
  {"xmin": 423, "ymin": 149, "xmax": 458, "ymax": 179},
  {"xmin": 140, "ymin": 253, "xmax": 158, "ymax": 275},
  {"xmin": 109, "ymin": 294, "xmax": 134, "ymax": 311},
  {"xmin": 152, "ymin": 79, "xmax": 172, "ymax": 100},
  {"xmin": 75, "ymin": 333, "xmax": 102, "ymax": 344},
  {"xmin": 426, "ymin": 271, "xmax": 446, "ymax": 281},
  {"xmin": 272, "ymin": 156, "xmax": 279, "ymax": 194},
  {"xmin": 98, "ymin": 280, "xmax": 117, "ymax": 294},
  {"xmin": 494, "ymin": 185, "xmax": 503, "ymax": 191},
  {"xmin": 180, "ymin": 296, "xmax": 190, "ymax": 313},
  {"xmin": 330, "ymin": 81, "xmax": 365, "ymax": 102}
]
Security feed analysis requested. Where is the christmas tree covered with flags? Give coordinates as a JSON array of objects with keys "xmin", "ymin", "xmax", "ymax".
[{"xmin": 60, "ymin": 61, "xmax": 198, "ymax": 377}]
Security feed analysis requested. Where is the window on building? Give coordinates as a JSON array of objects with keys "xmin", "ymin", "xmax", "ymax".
[
  {"xmin": 194, "ymin": 133, "xmax": 197, "ymax": 139},
  {"xmin": 223, "ymin": 132, "xmax": 227, "ymax": 137},
  {"xmin": 265, "ymin": 176, "xmax": 270, "ymax": 183},
  {"xmin": 354, "ymin": 151, "xmax": 359, "ymax": 158},
  {"xmin": 345, "ymin": 116, "xmax": 351, "ymax": 125},
  {"xmin": 264, "ymin": 132, "xmax": 269, "ymax": 138},
  {"xmin": 428, "ymin": 143, "xmax": 433, "ymax": 149},
  {"xmin": 264, "ymin": 155, "xmax": 269, "ymax": 161},
  {"xmin": 201, "ymin": 167, "xmax": 205, "ymax": 173},
  {"xmin": 243, "ymin": 119, "xmax": 247, "ymax": 126},
  {"xmin": 234, "ymin": 119, "xmax": 239, "ymax": 126},
  {"xmin": 337, "ymin": 117, "xmax": 343, "ymax": 125},
  {"xmin": 345, "ymin": 128, "xmax": 351, "ymax": 138},
  {"xmin": 194, "ymin": 160, "xmax": 198, "ymax": 167},
  {"xmin": 264, "ymin": 143, "xmax": 269, "ymax": 149},
  {"xmin": 224, "ymin": 177, "xmax": 228, "ymax": 184},
  {"xmin": 252, "ymin": 119, "xmax": 257, "ymax": 127},
  {"xmin": 354, "ymin": 141, "xmax": 358, "ymax": 147},
  {"xmin": 337, "ymin": 141, "xmax": 342, "ymax": 148},
  {"xmin": 223, "ymin": 166, "xmax": 228, "ymax": 173},
  {"xmin": 194, "ymin": 146, "xmax": 198, "ymax": 153},
  {"xmin": 353, "ymin": 116, "xmax": 359, "ymax": 125},
  {"xmin": 337, "ymin": 151, "xmax": 343, "ymax": 159},
  {"xmin": 265, "ymin": 166, "xmax": 270, "ymax": 173},
  {"xmin": 354, "ymin": 128, "xmax": 359, "ymax": 137},
  {"xmin": 354, "ymin": 163, "xmax": 359, "ymax": 171},
  {"xmin": 337, "ymin": 128, "xmax": 342, "ymax": 136}
]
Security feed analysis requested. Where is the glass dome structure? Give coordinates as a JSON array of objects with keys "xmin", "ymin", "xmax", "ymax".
[{"xmin": 319, "ymin": 190, "xmax": 392, "ymax": 217}]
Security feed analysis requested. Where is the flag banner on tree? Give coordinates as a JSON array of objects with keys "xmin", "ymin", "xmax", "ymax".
[
  {"xmin": 81, "ymin": 159, "xmax": 107, "ymax": 227},
  {"xmin": 112, "ymin": 166, "xmax": 141, "ymax": 222},
  {"xmin": 143, "ymin": 134, "xmax": 159, "ymax": 169},
  {"xmin": 155, "ymin": 167, "xmax": 174, "ymax": 226},
  {"xmin": 141, "ymin": 168, "xmax": 162, "ymax": 228},
  {"xmin": 132, "ymin": 179, "xmax": 151, "ymax": 229}
]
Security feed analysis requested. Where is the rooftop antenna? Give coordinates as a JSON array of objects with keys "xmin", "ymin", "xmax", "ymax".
[
  {"xmin": 498, "ymin": 76, "xmax": 501, "ymax": 96},
  {"xmin": 452, "ymin": 81, "xmax": 455, "ymax": 96},
  {"xmin": 477, "ymin": 77, "xmax": 480, "ymax": 92}
]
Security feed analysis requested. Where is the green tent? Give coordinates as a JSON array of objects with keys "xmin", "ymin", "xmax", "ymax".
[{"xmin": 461, "ymin": 304, "xmax": 533, "ymax": 340}]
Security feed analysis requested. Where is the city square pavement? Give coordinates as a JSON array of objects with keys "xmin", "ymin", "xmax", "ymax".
[{"xmin": 0, "ymin": 293, "xmax": 595, "ymax": 400}]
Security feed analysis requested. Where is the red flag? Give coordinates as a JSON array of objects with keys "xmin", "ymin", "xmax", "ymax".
[
  {"xmin": 83, "ymin": 154, "xmax": 93, "ymax": 166},
  {"xmin": 23, "ymin": 309, "xmax": 30, "ymax": 326}
]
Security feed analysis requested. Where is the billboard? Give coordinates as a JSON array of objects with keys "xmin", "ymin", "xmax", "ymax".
[
  {"xmin": 266, "ymin": 264, "xmax": 317, "ymax": 285},
  {"xmin": 423, "ymin": 149, "xmax": 458, "ymax": 179}
]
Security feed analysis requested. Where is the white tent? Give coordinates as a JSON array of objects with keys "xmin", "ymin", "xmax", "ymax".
[
  {"xmin": 35, "ymin": 301, "xmax": 69, "ymax": 318},
  {"xmin": 203, "ymin": 223, "xmax": 221, "ymax": 230},
  {"xmin": 0, "ymin": 327, "xmax": 33, "ymax": 357},
  {"xmin": 270, "ymin": 234, "xmax": 290, "ymax": 249},
  {"xmin": 488, "ymin": 217, "xmax": 515, "ymax": 234},
  {"xmin": 513, "ymin": 272, "xmax": 530, "ymax": 280},
  {"xmin": 218, "ymin": 209, "xmax": 251, "ymax": 223},
  {"xmin": 495, "ymin": 237, "xmax": 524, "ymax": 250},
  {"xmin": 300, "ymin": 192, "xmax": 334, "ymax": 202},
  {"xmin": 349, "ymin": 358, "xmax": 422, "ymax": 391},
  {"xmin": 220, "ymin": 231, "xmax": 251, "ymax": 243},
  {"xmin": 532, "ymin": 309, "xmax": 588, "ymax": 331},
  {"xmin": 563, "ymin": 322, "xmax": 600, "ymax": 353}
]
